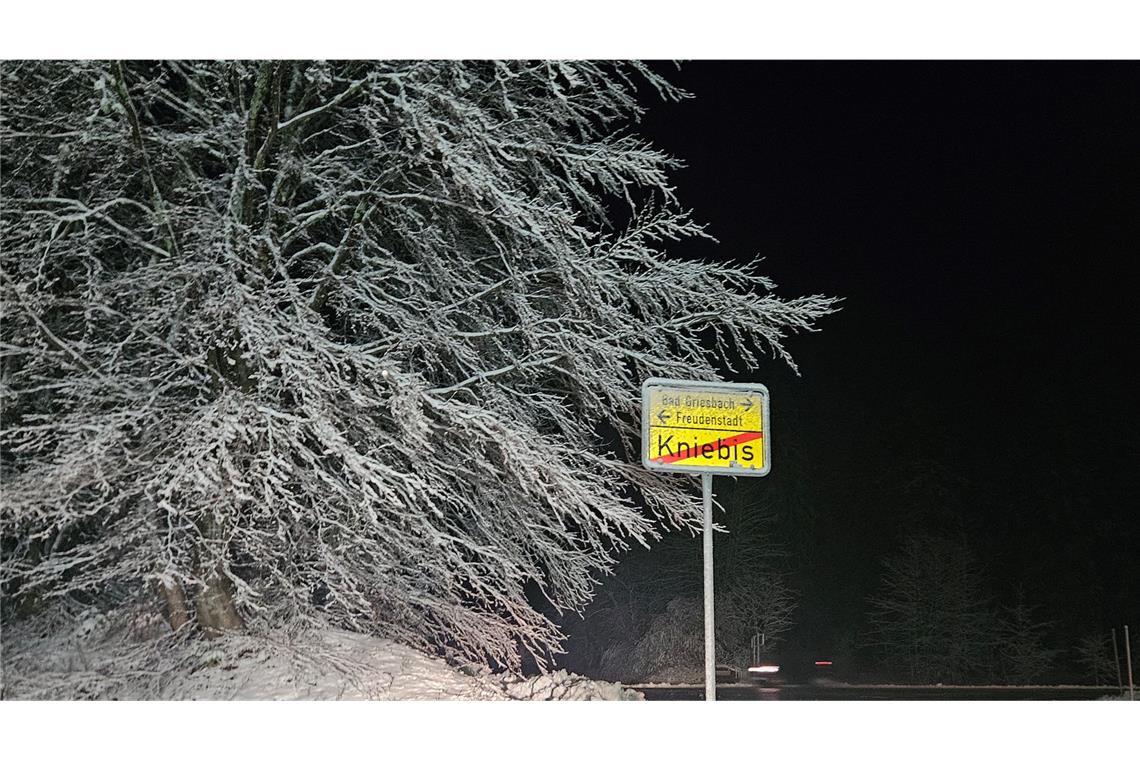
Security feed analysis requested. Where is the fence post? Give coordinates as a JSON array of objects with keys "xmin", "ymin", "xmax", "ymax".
[
  {"xmin": 1112, "ymin": 628, "xmax": 1123, "ymax": 692},
  {"xmin": 1125, "ymin": 625, "xmax": 1134, "ymax": 701}
]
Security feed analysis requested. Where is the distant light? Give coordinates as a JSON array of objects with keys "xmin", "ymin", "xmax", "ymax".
[
  {"xmin": 749, "ymin": 665, "xmax": 780, "ymax": 674},
  {"xmin": 814, "ymin": 661, "xmax": 833, "ymax": 666}
]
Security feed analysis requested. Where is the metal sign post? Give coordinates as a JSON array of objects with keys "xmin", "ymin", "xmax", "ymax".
[
  {"xmin": 641, "ymin": 378, "xmax": 771, "ymax": 702},
  {"xmin": 702, "ymin": 472, "xmax": 715, "ymax": 701}
]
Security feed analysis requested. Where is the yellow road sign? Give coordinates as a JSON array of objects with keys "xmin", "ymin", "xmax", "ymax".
[{"xmin": 641, "ymin": 378, "xmax": 770, "ymax": 476}]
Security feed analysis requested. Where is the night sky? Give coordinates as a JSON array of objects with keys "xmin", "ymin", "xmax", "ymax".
[{"xmin": 631, "ymin": 62, "xmax": 1140, "ymax": 659}]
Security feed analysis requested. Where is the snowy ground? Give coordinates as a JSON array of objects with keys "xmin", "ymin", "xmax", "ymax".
[{"xmin": 1, "ymin": 609, "xmax": 641, "ymax": 701}]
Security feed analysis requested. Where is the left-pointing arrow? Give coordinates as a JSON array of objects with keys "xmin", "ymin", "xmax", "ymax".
[{"xmin": 656, "ymin": 410, "xmax": 670, "ymax": 424}]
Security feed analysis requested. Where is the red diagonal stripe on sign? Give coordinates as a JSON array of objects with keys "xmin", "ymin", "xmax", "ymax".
[{"xmin": 654, "ymin": 431, "xmax": 764, "ymax": 464}]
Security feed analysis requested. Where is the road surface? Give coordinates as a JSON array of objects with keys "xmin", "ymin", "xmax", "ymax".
[{"xmin": 635, "ymin": 683, "xmax": 1123, "ymax": 700}]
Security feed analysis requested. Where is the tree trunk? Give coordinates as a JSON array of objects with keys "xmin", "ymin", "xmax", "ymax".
[
  {"xmin": 194, "ymin": 565, "xmax": 242, "ymax": 637},
  {"xmin": 193, "ymin": 509, "xmax": 243, "ymax": 637},
  {"xmin": 160, "ymin": 578, "xmax": 191, "ymax": 631}
]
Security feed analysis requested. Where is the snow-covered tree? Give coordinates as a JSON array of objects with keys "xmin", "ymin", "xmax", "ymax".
[
  {"xmin": 1075, "ymin": 632, "xmax": 1117, "ymax": 686},
  {"xmin": 864, "ymin": 534, "xmax": 998, "ymax": 683},
  {"xmin": 995, "ymin": 597, "xmax": 1056, "ymax": 685},
  {"xmin": 1, "ymin": 61, "xmax": 836, "ymax": 671}
]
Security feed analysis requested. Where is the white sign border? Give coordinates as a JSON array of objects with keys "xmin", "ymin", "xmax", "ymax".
[{"xmin": 640, "ymin": 377, "xmax": 771, "ymax": 478}]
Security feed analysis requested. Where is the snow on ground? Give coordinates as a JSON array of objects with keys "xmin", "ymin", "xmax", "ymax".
[
  {"xmin": 1, "ymin": 609, "xmax": 641, "ymax": 701},
  {"xmin": 168, "ymin": 628, "xmax": 641, "ymax": 700}
]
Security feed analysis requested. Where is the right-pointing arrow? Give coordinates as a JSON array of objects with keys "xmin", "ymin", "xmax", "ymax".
[{"xmin": 741, "ymin": 397, "xmax": 755, "ymax": 412}]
